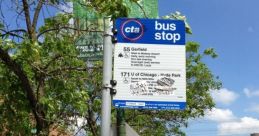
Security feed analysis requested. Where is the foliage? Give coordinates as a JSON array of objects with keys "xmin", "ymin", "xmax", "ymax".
[
  {"xmin": 0, "ymin": 0, "xmax": 95, "ymax": 135},
  {"xmin": 74, "ymin": 0, "xmax": 141, "ymax": 19},
  {"xmin": 163, "ymin": 11, "xmax": 192, "ymax": 34},
  {"xmin": 0, "ymin": 19, "xmax": 89, "ymax": 136}
]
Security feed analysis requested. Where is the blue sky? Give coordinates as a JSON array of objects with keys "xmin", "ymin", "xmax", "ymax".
[{"xmin": 159, "ymin": 0, "xmax": 259, "ymax": 135}]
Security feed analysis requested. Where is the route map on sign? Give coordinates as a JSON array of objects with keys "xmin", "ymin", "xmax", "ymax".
[{"xmin": 113, "ymin": 18, "xmax": 186, "ymax": 110}]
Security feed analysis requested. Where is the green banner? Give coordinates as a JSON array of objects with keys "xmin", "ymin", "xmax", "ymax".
[
  {"xmin": 126, "ymin": 0, "xmax": 158, "ymax": 18},
  {"xmin": 74, "ymin": 0, "xmax": 158, "ymax": 19},
  {"xmin": 74, "ymin": 0, "xmax": 158, "ymax": 61}
]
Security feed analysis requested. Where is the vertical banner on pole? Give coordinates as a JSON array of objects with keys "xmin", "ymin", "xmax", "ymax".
[
  {"xmin": 125, "ymin": 0, "xmax": 158, "ymax": 18},
  {"xmin": 73, "ymin": 0, "xmax": 158, "ymax": 61}
]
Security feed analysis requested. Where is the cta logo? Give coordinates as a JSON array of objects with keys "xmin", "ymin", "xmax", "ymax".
[{"xmin": 121, "ymin": 19, "xmax": 144, "ymax": 41}]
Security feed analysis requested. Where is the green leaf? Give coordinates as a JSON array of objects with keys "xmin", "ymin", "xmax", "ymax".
[
  {"xmin": 186, "ymin": 41, "xmax": 200, "ymax": 53},
  {"xmin": 204, "ymin": 48, "xmax": 218, "ymax": 58},
  {"xmin": 163, "ymin": 11, "xmax": 192, "ymax": 34},
  {"xmin": 0, "ymin": 23, "xmax": 4, "ymax": 29}
]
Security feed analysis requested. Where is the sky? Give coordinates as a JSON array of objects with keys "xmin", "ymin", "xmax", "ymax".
[
  {"xmin": 1, "ymin": 0, "xmax": 259, "ymax": 136},
  {"xmin": 159, "ymin": 0, "xmax": 259, "ymax": 135}
]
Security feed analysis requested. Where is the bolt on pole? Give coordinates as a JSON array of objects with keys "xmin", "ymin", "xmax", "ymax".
[{"xmin": 101, "ymin": 17, "xmax": 113, "ymax": 136}]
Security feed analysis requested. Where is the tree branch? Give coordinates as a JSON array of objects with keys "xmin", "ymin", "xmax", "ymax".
[
  {"xmin": 48, "ymin": 67, "xmax": 88, "ymax": 75},
  {"xmin": 37, "ymin": 26, "xmax": 103, "ymax": 39},
  {"xmin": 43, "ymin": 54, "xmax": 62, "ymax": 70},
  {"xmin": 32, "ymin": 0, "xmax": 44, "ymax": 31},
  {"xmin": 22, "ymin": 0, "xmax": 35, "ymax": 40},
  {"xmin": 0, "ymin": 47, "xmax": 47, "ymax": 132},
  {"xmin": 47, "ymin": 66, "xmax": 102, "ymax": 77},
  {"xmin": 0, "ymin": 28, "xmax": 27, "ymax": 39},
  {"xmin": 87, "ymin": 108, "xmax": 98, "ymax": 136},
  {"xmin": 135, "ymin": 2, "xmax": 148, "ymax": 18}
]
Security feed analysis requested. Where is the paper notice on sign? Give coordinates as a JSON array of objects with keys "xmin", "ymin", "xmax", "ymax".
[{"xmin": 113, "ymin": 43, "xmax": 186, "ymax": 110}]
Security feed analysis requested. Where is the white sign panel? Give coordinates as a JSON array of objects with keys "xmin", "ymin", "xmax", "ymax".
[{"xmin": 113, "ymin": 18, "xmax": 186, "ymax": 110}]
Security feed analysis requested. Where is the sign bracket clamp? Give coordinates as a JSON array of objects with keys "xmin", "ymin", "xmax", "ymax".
[{"xmin": 102, "ymin": 80, "xmax": 117, "ymax": 95}]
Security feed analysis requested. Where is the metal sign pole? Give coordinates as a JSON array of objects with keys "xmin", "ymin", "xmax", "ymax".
[{"xmin": 101, "ymin": 18, "xmax": 113, "ymax": 136}]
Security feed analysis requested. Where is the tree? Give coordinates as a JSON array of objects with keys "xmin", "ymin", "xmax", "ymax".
[
  {"xmin": 0, "ymin": 1, "xmax": 88, "ymax": 135},
  {"xmin": 0, "ymin": 0, "xmax": 221, "ymax": 135}
]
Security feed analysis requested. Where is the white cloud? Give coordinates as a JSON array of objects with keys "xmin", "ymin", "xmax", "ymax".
[
  {"xmin": 246, "ymin": 104, "xmax": 259, "ymax": 113},
  {"xmin": 205, "ymin": 108, "xmax": 236, "ymax": 122},
  {"xmin": 211, "ymin": 88, "xmax": 239, "ymax": 105},
  {"xmin": 243, "ymin": 88, "xmax": 259, "ymax": 97},
  {"xmin": 204, "ymin": 108, "xmax": 259, "ymax": 135},
  {"xmin": 218, "ymin": 117, "xmax": 259, "ymax": 135}
]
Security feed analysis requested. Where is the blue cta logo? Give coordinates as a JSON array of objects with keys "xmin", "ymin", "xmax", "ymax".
[{"xmin": 121, "ymin": 19, "xmax": 144, "ymax": 41}]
